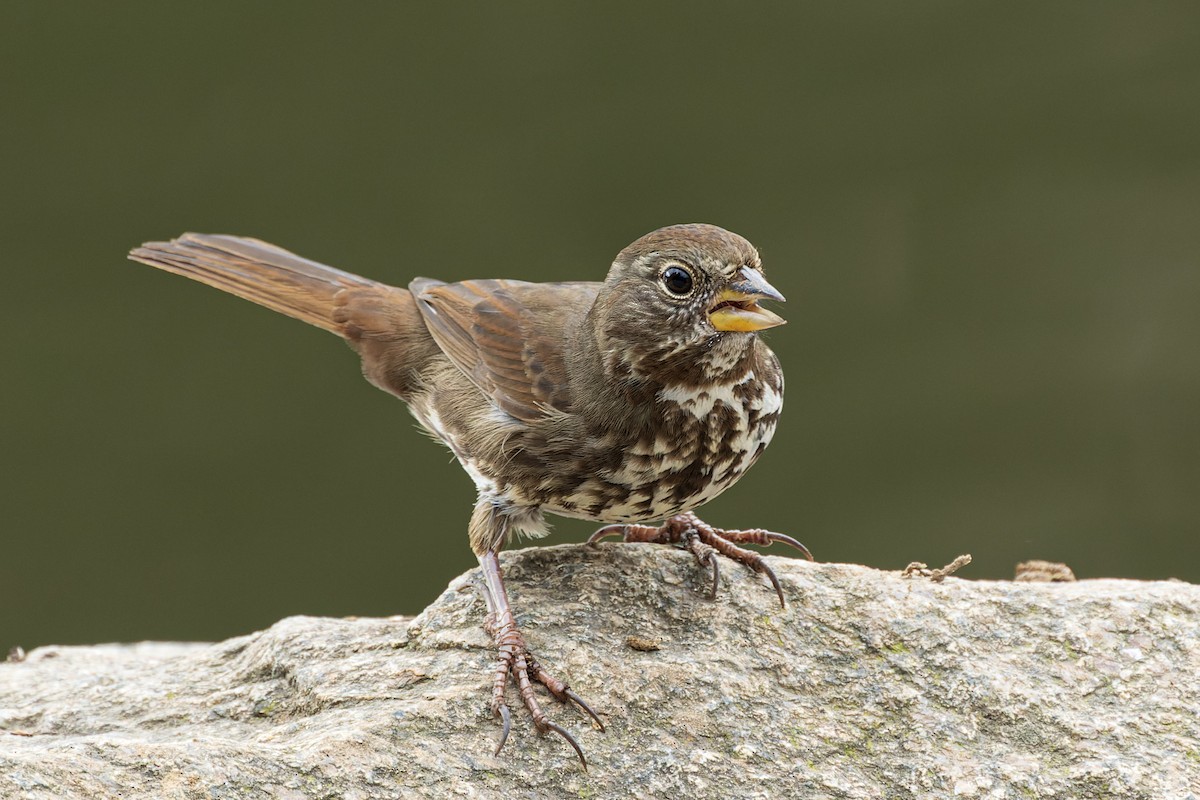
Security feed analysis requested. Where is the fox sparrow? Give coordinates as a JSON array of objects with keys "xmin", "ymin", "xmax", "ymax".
[{"xmin": 129, "ymin": 223, "xmax": 811, "ymax": 768}]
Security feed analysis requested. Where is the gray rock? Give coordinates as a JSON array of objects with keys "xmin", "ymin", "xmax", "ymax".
[{"xmin": 2, "ymin": 544, "xmax": 1198, "ymax": 799}]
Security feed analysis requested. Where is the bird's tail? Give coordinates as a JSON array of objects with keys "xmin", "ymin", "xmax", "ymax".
[{"xmin": 129, "ymin": 233, "xmax": 381, "ymax": 334}]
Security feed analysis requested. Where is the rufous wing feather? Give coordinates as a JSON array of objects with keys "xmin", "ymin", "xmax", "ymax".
[{"xmin": 410, "ymin": 278, "xmax": 598, "ymax": 422}]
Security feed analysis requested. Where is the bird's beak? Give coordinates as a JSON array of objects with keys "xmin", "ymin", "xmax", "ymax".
[{"xmin": 708, "ymin": 266, "xmax": 786, "ymax": 332}]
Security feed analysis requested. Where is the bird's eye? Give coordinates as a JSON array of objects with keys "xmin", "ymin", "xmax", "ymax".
[{"xmin": 660, "ymin": 265, "xmax": 694, "ymax": 296}]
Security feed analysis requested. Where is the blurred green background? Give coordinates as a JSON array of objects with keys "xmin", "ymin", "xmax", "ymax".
[{"xmin": 3, "ymin": 3, "xmax": 1198, "ymax": 652}]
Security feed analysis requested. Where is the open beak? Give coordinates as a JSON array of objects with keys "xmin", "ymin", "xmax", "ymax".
[{"xmin": 708, "ymin": 266, "xmax": 786, "ymax": 332}]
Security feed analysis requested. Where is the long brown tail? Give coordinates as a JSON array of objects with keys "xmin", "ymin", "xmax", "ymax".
[{"xmin": 129, "ymin": 233, "xmax": 381, "ymax": 334}]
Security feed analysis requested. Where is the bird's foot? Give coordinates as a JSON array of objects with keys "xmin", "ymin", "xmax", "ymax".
[
  {"xmin": 483, "ymin": 609, "xmax": 604, "ymax": 770},
  {"xmin": 587, "ymin": 511, "xmax": 813, "ymax": 608}
]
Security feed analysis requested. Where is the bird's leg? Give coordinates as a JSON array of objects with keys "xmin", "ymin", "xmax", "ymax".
[
  {"xmin": 478, "ymin": 551, "xmax": 603, "ymax": 769},
  {"xmin": 587, "ymin": 511, "xmax": 814, "ymax": 609}
]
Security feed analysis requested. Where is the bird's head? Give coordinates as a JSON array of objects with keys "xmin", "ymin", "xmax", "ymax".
[{"xmin": 593, "ymin": 223, "xmax": 785, "ymax": 384}]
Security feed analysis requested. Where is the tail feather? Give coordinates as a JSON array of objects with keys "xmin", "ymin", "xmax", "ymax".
[{"xmin": 129, "ymin": 233, "xmax": 380, "ymax": 334}]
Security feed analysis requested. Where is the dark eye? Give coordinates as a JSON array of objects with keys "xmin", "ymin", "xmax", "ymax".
[{"xmin": 660, "ymin": 266, "xmax": 693, "ymax": 296}]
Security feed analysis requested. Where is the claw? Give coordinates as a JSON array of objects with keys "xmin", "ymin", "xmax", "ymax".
[
  {"xmin": 494, "ymin": 704, "xmax": 512, "ymax": 756},
  {"xmin": 707, "ymin": 555, "xmax": 720, "ymax": 599},
  {"xmin": 565, "ymin": 688, "xmax": 606, "ymax": 732},
  {"xmin": 758, "ymin": 560, "xmax": 786, "ymax": 609},
  {"xmin": 586, "ymin": 525, "xmax": 625, "ymax": 546},
  {"xmin": 763, "ymin": 531, "xmax": 814, "ymax": 561},
  {"xmin": 527, "ymin": 656, "xmax": 606, "ymax": 732},
  {"xmin": 545, "ymin": 721, "xmax": 588, "ymax": 770}
]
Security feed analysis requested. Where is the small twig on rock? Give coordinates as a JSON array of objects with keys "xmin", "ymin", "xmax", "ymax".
[{"xmin": 902, "ymin": 554, "xmax": 972, "ymax": 583}]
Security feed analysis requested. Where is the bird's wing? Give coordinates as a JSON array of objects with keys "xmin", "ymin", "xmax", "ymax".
[{"xmin": 410, "ymin": 278, "xmax": 600, "ymax": 422}]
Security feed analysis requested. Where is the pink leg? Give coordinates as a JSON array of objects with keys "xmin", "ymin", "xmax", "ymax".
[{"xmin": 479, "ymin": 551, "xmax": 604, "ymax": 769}]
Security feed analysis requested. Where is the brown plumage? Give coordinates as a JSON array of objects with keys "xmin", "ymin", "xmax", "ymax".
[{"xmin": 129, "ymin": 223, "xmax": 810, "ymax": 769}]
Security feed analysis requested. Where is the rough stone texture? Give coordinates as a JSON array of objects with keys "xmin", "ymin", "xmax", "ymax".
[{"xmin": 2, "ymin": 544, "xmax": 1198, "ymax": 799}]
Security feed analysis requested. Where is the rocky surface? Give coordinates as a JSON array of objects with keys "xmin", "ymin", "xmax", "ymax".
[{"xmin": 2, "ymin": 543, "xmax": 1198, "ymax": 799}]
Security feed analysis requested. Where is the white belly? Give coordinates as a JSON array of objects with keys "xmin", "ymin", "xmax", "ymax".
[{"xmin": 545, "ymin": 372, "xmax": 781, "ymax": 523}]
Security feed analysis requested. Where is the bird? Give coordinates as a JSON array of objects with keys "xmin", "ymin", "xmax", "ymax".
[{"xmin": 128, "ymin": 223, "xmax": 811, "ymax": 769}]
